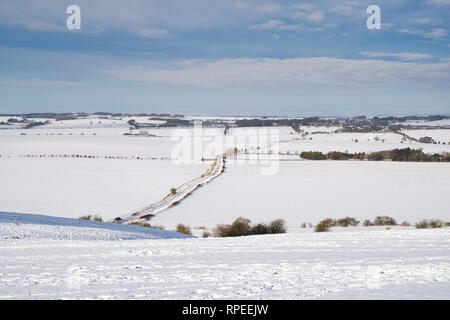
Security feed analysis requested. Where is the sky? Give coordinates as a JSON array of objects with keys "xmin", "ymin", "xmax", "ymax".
[{"xmin": 0, "ymin": 0, "xmax": 449, "ymax": 116}]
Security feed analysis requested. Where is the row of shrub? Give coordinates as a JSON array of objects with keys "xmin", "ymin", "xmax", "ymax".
[
  {"xmin": 79, "ymin": 214, "xmax": 103, "ymax": 222},
  {"xmin": 415, "ymin": 219, "xmax": 448, "ymax": 229},
  {"xmin": 20, "ymin": 154, "xmax": 165, "ymax": 160},
  {"xmin": 88, "ymin": 215, "xmax": 448, "ymax": 235},
  {"xmin": 300, "ymin": 148, "xmax": 450, "ymax": 162},
  {"xmin": 314, "ymin": 217, "xmax": 361, "ymax": 232},
  {"xmin": 130, "ymin": 222, "xmax": 166, "ymax": 230},
  {"xmin": 213, "ymin": 217, "xmax": 287, "ymax": 237},
  {"xmin": 362, "ymin": 216, "xmax": 398, "ymax": 227},
  {"xmin": 315, "ymin": 215, "xmax": 449, "ymax": 232},
  {"xmin": 174, "ymin": 218, "xmax": 288, "ymax": 238}
]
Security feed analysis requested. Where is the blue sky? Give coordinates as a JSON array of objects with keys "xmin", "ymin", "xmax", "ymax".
[{"xmin": 0, "ymin": 0, "xmax": 449, "ymax": 116}]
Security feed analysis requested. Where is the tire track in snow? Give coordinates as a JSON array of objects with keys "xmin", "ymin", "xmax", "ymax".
[{"xmin": 115, "ymin": 153, "xmax": 225, "ymax": 224}]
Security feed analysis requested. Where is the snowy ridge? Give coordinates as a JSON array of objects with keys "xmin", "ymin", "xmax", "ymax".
[
  {"xmin": 0, "ymin": 212, "xmax": 194, "ymax": 240},
  {"xmin": 0, "ymin": 225, "xmax": 449, "ymax": 299}
]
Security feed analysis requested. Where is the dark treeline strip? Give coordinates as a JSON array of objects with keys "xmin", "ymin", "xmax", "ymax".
[{"xmin": 300, "ymin": 148, "xmax": 450, "ymax": 162}]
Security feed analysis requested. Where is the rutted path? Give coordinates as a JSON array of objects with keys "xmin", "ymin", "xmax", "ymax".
[{"xmin": 114, "ymin": 154, "xmax": 225, "ymax": 224}]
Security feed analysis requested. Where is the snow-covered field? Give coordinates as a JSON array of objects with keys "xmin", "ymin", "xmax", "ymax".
[
  {"xmin": 0, "ymin": 158, "xmax": 207, "ymax": 220},
  {"xmin": 0, "ymin": 212, "xmax": 449, "ymax": 299},
  {"xmin": 1, "ymin": 117, "xmax": 450, "ymax": 300},
  {"xmin": 0, "ymin": 128, "xmax": 178, "ymax": 159},
  {"xmin": 402, "ymin": 129, "xmax": 450, "ymax": 144},
  {"xmin": 278, "ymin": 131, "xmax": 450, "ymax": 154},
  {"xmin": 151, "ymin": 161, "xmax": 450, "ymax": 229},
  {"xmin": 399, "ymin": 119, "xmax": 450, "ymax": 127}
]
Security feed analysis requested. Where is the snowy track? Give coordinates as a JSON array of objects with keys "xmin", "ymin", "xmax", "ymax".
[
  {"xmin": 117, "ymin": 154, "xmax": 225, "ymax": 224},
  {"xmin": 1, "ymin": 226, "xmax": 449, "ymax": 299}
]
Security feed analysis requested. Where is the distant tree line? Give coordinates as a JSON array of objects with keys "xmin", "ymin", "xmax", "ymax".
[
  {"xmin": 235, "ymin": 118, "xmax": 338, "ymax": 132},
  {"xmin": 315, "ymin": 215, "xmax": 449, "ymax": 232},
  {"xmin": 300, "ymin": 148, "xmax": 450, "ymax": 162}
]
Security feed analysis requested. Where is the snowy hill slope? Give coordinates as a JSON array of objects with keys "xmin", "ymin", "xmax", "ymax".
[
  {"xmin": 0, "ymin": 225, "xmax": 449, "ymax": 299},
  {"xmin": 0, "ymin": 212, "xmax": 193, "ymax": 240}
]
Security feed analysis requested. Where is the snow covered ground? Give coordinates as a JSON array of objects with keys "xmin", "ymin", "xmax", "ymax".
[
  {"xmin": 0, "ymin": 212, "xmax": 192, "ymax": 241},
  {"xmin": 1, "ymin": 119, "xmax": 450, "ymax": 300},
  {"xmin": 0, "ymin": 128, "xmax": 178, "ymax": 159},
  {"xmin": 278, "ymin": 131, "xmax": 450, "ymax": 154},
  {"xmin": 402, "ymin": 129, "xmax": 450, "ymax": 144},
  {"xmin": 0, "ymin": 158, "xmax": 207, "ymax": 221},
  {"xmin": 0, "ymin": 213, "xmax": 448, "ymax": 299},
  {"xmin": 151, "ymin": 161, "xmax": 450, "ymax": 229},
  {"xmin": 399, "ymin": 119, "xmax": 450, "ymax": 127}
]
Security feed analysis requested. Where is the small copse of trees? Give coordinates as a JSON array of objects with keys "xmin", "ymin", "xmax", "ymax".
[
  {"xmin": 299, "ymin": 148, "xmax": 450, "ymax": 162},
  {"xmin": 416, "ymin": 219, "xmax": 445, "ymax": 229},
  {"xmin": 314, "ymin": 217, "xmax": 360, "ymax": 232},
  {"xmin": 214, "ymin": 217, "xmax": 286, "ymax": 237}
]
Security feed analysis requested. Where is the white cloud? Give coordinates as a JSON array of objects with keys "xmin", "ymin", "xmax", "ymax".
[
  {"xmin": 104, "ymin": 56, "xmax": 450, "ymax": 87},
  {"xmin": 361, "ymin": 52, "xmax": 432, "ymax": 61},
  {"xmin": 0, "ymin": 79, "xmax": 84, "ymax": 86},
  {"xmin": 398, "ymin": 28, "xmax": 448, "ymax": 39},
  {"xmin": 133, "ymin": 27, "xmax": 170, "ymax": 39},
  {"xmin": 235, "ymin": 2, "xmax": 282, "ymax": 14},
  {"xmin": 426, "ymin": 28, "xmax": 448, "ymax": 39},
  {"xmin": 412, "ymin": 18, "xmax": 445, "ymax": 26},
  {"xmin": 292, "ymin": 4, "xmax": 316, "ymax": 11},
  {"xmin": 250, "ymin": 20, "xmax": 284, "ymax": 30},
  {"xmin": 426, "ymin": 0, "xmax": 450, "ymax": 5},
  {"xmin": 329, "ymin": 1, "xmax": 363, "ymax": 18},
  {"xmin": 291, "ymin": 4, "xmax": 325, "ymax": 24},
  {"xmin": 0, "ymin": 0, "xmax": 284, "ymax": 35},
  {"xmin": 250, "ymin": 20, "xmax": 302, "ymax": 31}
]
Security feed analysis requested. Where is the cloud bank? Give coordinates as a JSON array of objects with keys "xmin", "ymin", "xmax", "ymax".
[{"xmin": 105, "ymin": 56, "xmax": 450, "ymax": 87}]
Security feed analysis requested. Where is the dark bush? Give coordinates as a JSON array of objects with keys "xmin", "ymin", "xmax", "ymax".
[
  {"xmin": 214, "ymin": 217, "xmax": 252, "ymax": 237},
  {"xmin": 213, "ymin": 224, "xmax": 228, "ymax": 237},
  {"xmin": 418, "ymin": 136, "xmax": 434, "ymax": 144},
  {"xmin": 215, "ymin": 217, "xmax": 286, "ymax": 237},
  {"xmin": 373, "ymin": 216, "xmax": 397, "ymax": 226},
  {"xmin": 269, "ymin": 219, "xmax": 287, "ymax": 234},
  {"xmin": 228, "ymin": 217, "xmax": 252, "ymax": 237},
  {"xmin": 202, "ymin": 231, "xmax": 211, "ymax": 238},
  {"xmin": 327, "ymin": 151, "xmax": 353, "ymax": 160},
  {"xmin": 367, "ymin": 152, "xmax": 384, "ymax": 161},
  {"xmin": 416, "ymin": 219, "xmax": 445, "ymax": 229},
  {"xmin": 175, "ymin": 223, "xmax": 192, "ymax": 235},
  {"xmin": 92, "ymin": 215, "xmax": 103, "ymax": 222},
  {"xmin": 300, "ymin": 151, "xmax": 326, "ymax": 160},
  {"xmin": 315, "ymin": 218, "xmax": 336, "ymax": 232},
  {"xmin": 250, "ymin": 223, "xmax": 270, "ymax": 235},
  {"xmin": 363, "ymin": 219, "xmax": 374, "ymax": 227},
  {"xmin": 79, "ymin": 214, "xmax": 103, "ymax": 222},
  {"xmin": 337, "ymin": 217, "xmax": 359, "ymax": 227},
  {"xmin": 430, "ymin": 219, "xmax": 444, "ymax": 228},
  {"xmin": 416, "ymin": 219, "xmax": 430, "ymax": 229}
]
